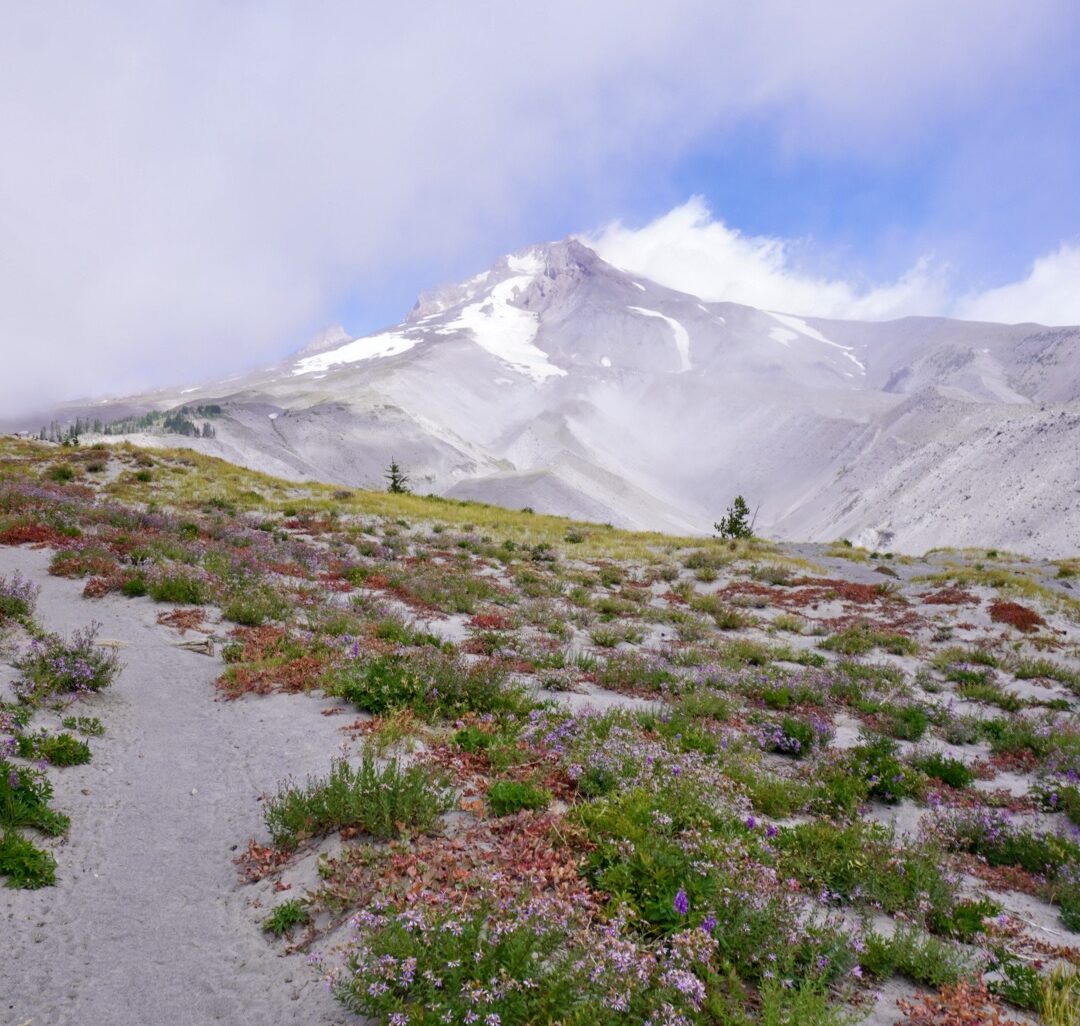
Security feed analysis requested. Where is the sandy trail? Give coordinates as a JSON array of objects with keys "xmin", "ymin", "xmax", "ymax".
[{"xmin": 1, "ymin": 547, "xmax": 350, "ymax": 1026}]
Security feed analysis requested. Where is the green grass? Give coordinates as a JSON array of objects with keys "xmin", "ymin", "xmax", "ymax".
[
  {"xmin": 85, "ymin": 440, "xmax": 791, "ymax": 565},
  {"xmin": 148, "ymin": 571, "xmax": 212, "ymax": 605},
  {"xmin": 911, "ymin": 751, "xmax": 975, "ymax": 789},
  {"xmin": 860, "ymin": 926, "xmax": 970, "ymax": 987},
  {"xmin": 326, "ymin": 650, "xmax": 532, "ymax": 721},
  {"xmin": 222, "ymin": 584, "xmax": 291, "ymax": 626},
  {"xmin": 1012, "ymin": 657, "xmax": 1080, "ymax": 692},
  {"xmin": 820, "ymin": 623, "xmax": 918, "ymax": 656},
  {"xmin": 263, "ymin": 753, "xmax": 452, "ymax": 849},
  {"xmin": 875, "ymin": 703, "xmax": 930, "ymax": 740},
  {"xmin": 263, "ymin": 898, "xmax": 309, "ymax": 936},
  {"xmin": 487, "ymin": 779, "xmax": 550, "ymax": 816},
  {"xmin": 775, "ymin": 820, "xmax": 959, "ymax": 928},
  {"xmin": 954, "ymin": 680, "xmax": 1024, "ymax": 711}
]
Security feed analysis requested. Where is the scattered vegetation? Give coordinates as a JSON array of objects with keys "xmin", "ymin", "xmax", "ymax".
[{"xmin": 3, "ymin": 436, "xmax": 1080, "ymax": 1018}]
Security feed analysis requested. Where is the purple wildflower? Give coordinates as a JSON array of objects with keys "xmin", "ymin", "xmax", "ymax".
[{"xmin": 673, "ymin": 888, "xmax": 689, "ymax": 917}]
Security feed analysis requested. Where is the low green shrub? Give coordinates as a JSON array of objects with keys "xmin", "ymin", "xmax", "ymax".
[
  {"xmin": 821, "ymin": 624, "xmax": 917, "ymax": 656},
  {"xmin": 0, "ymin": 829, "xmax": 57, "ymax": 888},
  {"xmin": 120, "ymin": 573, "xmax": 149, "ymax": 597},
  {"xmin": 987, "ymin": 948, "xmax": 1044, "ymax": 1011},
  {"xmin": 263, "ymin": 898, "xmax": 309, "ymax": 936},
  {"xmin": 263, "ymin": 753, "xmax": 451, "ymax": 849},
  {"xmin": 0, "ymin": 760, "xmax": 70, "ymax": 837},
  {"xmin": 487, "ymin": 779, "xmax": 550, "ymax": 816},
  {"xmin": 334, "ymin": 897, "xmax": 716, "ymax": 1026},
  {"xmin": 814, "ymin": 735, "xmax": 921, "ymax": 812},
  {"xmin": 223, "ymin": 585, "xmax": 291, "ymax": 627},
  {"xmin": 875, "ymin": 703, "xmax": 930, "ymax": 741},
  {"xmin": 912, "ymin": 751, "xmax": 975, "ymax": 789},
  {"xmin": 16, "ymin": 731, "xmax": 92, "ymax": 766},
  {"xmin": 775, "ymin": 821, "xmax": 959, "ymax": 927},
  {"xmin": 574, "ymin": 784, "xmax": 729, "ymax": 935},
  {"xmin": 148, "ymin": 572, "xmax": 211, "ymax": 605},
  {"xmin": 328, "ymin": 651, "xmax": 531, "ymax": 721},
  {"xmin": 61, "ymin": 715, "xmax": 105, "ymax": 737},
  {"xmin": 0, "ymin": 570, "xmax": 39, "ymax": 620},
  {"xmin": 861, "ymin": 927, "xmax": 970, "ymax": 987},
  {"xmin": 14, "ymin": 624, "xmax": 121, "ymax": 704}
]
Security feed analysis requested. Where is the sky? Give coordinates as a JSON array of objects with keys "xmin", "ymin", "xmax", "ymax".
[{"xmin": 2, "ymin": 1, "xmax": 1079, "ymax": 417}]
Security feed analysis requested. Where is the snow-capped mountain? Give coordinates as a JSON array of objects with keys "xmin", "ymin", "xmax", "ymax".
[{"xmin": 35, "ymin": 240, "xmax": 1080, "ymax": 554}]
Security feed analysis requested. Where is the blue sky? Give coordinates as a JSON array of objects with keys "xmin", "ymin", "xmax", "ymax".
[
  {"xmin": 338, "ymin": 3, "xmax": 1080, "ymax": 335},
  {"xmin": 2, "ymin": 2, "xmax": 1079, "ymax": 413}
]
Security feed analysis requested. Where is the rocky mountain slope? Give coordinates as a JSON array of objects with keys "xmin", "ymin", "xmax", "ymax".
[{"xmin": 30, "ymin": 240, "xmax": 1080, "ymax": 555}]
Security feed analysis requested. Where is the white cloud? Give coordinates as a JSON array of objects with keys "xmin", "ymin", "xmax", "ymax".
[
  {"xmin": 589, "ymin": 199, "xmax": 1080, "ymax": 326},
  {"xmin": 955, "ymin": 245, "xmax": 1080, "ymax": 325},
  {"xmin": 587, "ymin": 198, "xmax": 949, "ymax": 320},
  {"xmin": 0, "ymin": 1, "xmax": 1074, "ymax": 416}
]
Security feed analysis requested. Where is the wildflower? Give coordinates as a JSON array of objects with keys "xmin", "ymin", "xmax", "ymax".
[{"xmin": 673, "ymin": 888, "xmax": 689, "ymax": 917}]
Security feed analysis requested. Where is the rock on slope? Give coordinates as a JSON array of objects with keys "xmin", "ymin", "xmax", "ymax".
[{"xmin": 34, "ymin": 240, "xmax": 1080, "ymax": 555}]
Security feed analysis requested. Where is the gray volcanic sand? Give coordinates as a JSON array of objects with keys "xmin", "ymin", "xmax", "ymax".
[{"xmin": 1, "ymin": 547, "xmax": 349, "ymax": 1026}]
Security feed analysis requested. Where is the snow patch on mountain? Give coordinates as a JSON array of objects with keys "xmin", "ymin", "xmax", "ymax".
[
  {"xmin": 769, "ymin": 327, "xmax": 795, "ymax": 347},
  {"xmin": 767, "ymin": 311, "xmax": 865, "ymax": 373},
  {"xmin": 506, "ymin": 250, "xmax": 544, "ymax": 275},
  {"xmin": 628, "ymin": 306, "xmax": 691, "ymax": 371},
  {"xmin": 293, "ymin": 331, "xmax": 421, "ymax": 374},
  {"xmin": 445, "ymin": 273, "xmax": 566, "ymax": 382}
]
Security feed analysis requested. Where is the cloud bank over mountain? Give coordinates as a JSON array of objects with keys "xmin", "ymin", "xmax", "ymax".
[
  {"xmin": 589, "ymin": 199, "xmax": 1080, "ymax": 326},
  {"xmin": 2, "ymin": 1, "xmax": 1078, "ymax": 415}
]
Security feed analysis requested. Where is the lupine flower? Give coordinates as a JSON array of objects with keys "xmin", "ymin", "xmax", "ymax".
[{"xmin": 673, "ymin": 888, "xmax": 689, "ymax": 916}]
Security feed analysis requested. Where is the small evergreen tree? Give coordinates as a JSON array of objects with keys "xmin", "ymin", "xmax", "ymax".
[
  {"xmin": 385, "ymin": 459, "xmax": 410, "ymax": 494},
  {"xmin": 715, "ymin": 495, "xmax": 753, "ymax": 539}
]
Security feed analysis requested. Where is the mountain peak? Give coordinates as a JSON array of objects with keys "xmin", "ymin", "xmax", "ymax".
[
  {"xmin": 407, "ymin": 239, "xmax": 614, "ymax": 323},
  {"xmin": 296, "ymin": 324, "xmax": 351, "ymax": 356}
]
